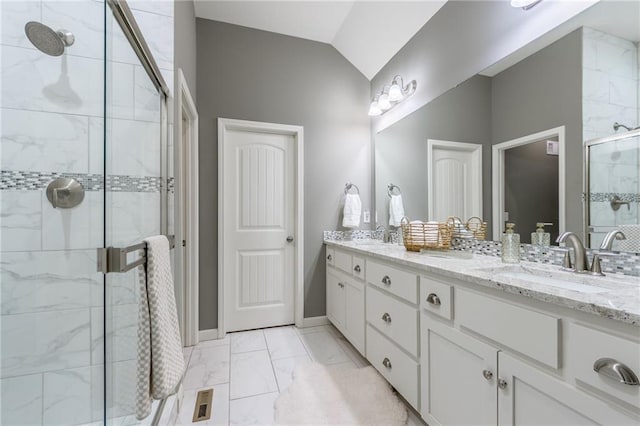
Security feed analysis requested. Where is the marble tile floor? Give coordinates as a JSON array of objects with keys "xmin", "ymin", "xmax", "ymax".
[{"xmin": 173, "ymin": 324, "xmax": 425, "ymax": 426}]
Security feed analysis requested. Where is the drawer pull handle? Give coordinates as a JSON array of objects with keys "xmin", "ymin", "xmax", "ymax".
[
  {"xmin": 426, "ymin": 293, "xmax": 441, "ymax": 306},
  {"xmin": 382, "ymin": 357, "xmax": 392, "ymax": 369},
  {"xmin": 327, "ymin": 254, "xmax": 332, "ymax": 261},
  {"xmin": 354, "ymin": 265, "xmax": 361, "ymax": 273},
  {"xmin": 381, "ymin": 313, "xmax": 392, "ymax": 324},
  {"xmin": 497, "ymin": 378, "xmax": 508, "ymax": 390},
  {"xmin": 593, "ymin": 358, "xmax": 640, "ymax": 386},
  {"xmin": 381, "ymin": 275, "xmax": 391, "ymax": 285},
  {"xmin": 482, "ymin": 370, "xmax": 493, "ymax": 381}
]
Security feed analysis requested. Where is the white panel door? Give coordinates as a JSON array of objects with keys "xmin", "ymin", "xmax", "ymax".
[
  {"xmin": 223, "ymin": 128, "xmax": 295, "ymax": 332},
  {"xmin": 428, "ymin": 140, "xmax": 482, "ymax": 222}
]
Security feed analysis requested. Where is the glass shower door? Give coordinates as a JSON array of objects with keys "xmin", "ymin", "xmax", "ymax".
[
  {"xmin": 103, "ymin": 2, "xmax": 167, "ymax": 424},
  {"xmin": 1, "ymin": 0, "xmax": 107, "ymax": 424}
]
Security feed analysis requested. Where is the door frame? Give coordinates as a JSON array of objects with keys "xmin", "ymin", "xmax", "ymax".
[
  {"xmin": 218, "ymin": 118, "xmax": 304, "ymax": 338},
  {"xmin": 427, "ymin": 139, "xmax": 483, "ymax": 221},
  {"xmin": 491, "ymin": 126, "xmax": 565, "ymax": 241},
  {"xmin": 175, "ymin": 69, "xmax": 199, "ymax": 346}
]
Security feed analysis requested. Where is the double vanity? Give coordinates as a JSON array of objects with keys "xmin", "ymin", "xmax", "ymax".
[{"xmin": 325, "ymin": 239, "xmax": 640, "ymax": 425}]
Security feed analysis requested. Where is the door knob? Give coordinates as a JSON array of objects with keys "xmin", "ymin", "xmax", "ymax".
[{"xmin": 287, "ymin": 236, "xmax": 294, "ymax": 243}]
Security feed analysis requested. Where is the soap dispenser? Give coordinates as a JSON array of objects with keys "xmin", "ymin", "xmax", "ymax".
[
  {"xmin": 501, "ymin": 223, "xmax": 520, "ymax": 264},
  {"xmin": 531, "ymin": 222, "xmax": 551, "ymax": 246}
]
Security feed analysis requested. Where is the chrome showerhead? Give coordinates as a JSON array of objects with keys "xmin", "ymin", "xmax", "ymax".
[{"xmin": 24, "ymin": 21, "xmax": 74, "ymax": 57}]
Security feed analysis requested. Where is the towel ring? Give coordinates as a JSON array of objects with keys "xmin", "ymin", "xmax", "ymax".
[
  {"xmin": 387, "ymin": 183, "xmax": 402, "ymax": 197},
  {"xmin": 345, "ymin": 182, "xmax": 360, "ymax": 195}
]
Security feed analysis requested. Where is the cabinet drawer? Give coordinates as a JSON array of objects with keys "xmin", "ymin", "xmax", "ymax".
[
  {"xmin": 367, "ymin": 260, "xmax": 418, "ymax": 304},
  {"xmin": 367, "ymin": 286, "xmax": 419, "ymax": 356},
  {"xmin": 334, "ymin": 249, "xmax": 352, "ymax": 274},
  {"xmin": 352, "ymin": 256, "xmax": 365, "ymax": 280},
  {"xmin": 567, "ymin": 323, "xmax": 640, "ymax": 409},
  {"xmin": 420, "ymin": 275, "xmax": 453, "ymax": 320},
  {"xmin": 367, "ymin": 325, "xmax": 419, "ymax": 410},
  {"xmin": 457, "ymin": 290, "xmax": 560, "ymax": 369},
  {"xmin": 326, "ymin": 248, "xmax": 335, "ymax": 266}
]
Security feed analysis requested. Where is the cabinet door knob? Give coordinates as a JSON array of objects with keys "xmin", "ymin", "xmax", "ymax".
[
  {"xmin": 426, "ymin": 293, "xmax": 441, "ymax": 306},
  {"xmin": 381, "ymin": 275, "xmax": 391, "ymax": 285},
  {"xmin": 593, "ymin": 358, "xmax": 640, "ymax": 386},
  {"xmin": 382, "ymin": 357, "xmax": 392, "ymax": 369},
  {"xmin": 381, "ymin": 313, "xmax": 392, "ymax": 324},
  {"xmin": 286, "ymin": 236, "xmax": 294, "ymax": 243},
  {"xmin": 497, "ymin": 378, "xmax": 508, "ymax": 390},
  {"xmin": 338, "ymin": 282, "xmax": 344, "ymax": 288},
  {"xmin": 482, "ymin": 370, "xmax": 493, "ymax": 380},
  {"xmin": 327, "ymin": 254, "xmax": 332, "ymax": 261},
  {"xmin": 354, "ymin": 265, "xmax": 361, "ymax": 273}
]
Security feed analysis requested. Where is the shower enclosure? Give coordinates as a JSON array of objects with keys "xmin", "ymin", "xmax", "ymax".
[{"xmin": 1, "ymin": 0, "xmax": 173, "ymax": 424}]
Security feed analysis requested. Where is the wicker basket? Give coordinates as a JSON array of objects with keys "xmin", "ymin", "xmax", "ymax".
[
  {"xmin": 447, "ymin": 216, "xmax": 488, "ymax": 241},
  {"xmin": 401, "ymin": 218, "xmax": 454, "ymax": 252}
]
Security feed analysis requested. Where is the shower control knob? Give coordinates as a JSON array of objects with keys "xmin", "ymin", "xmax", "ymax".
[{"xmin": 46, "ymin": 177, "xmax": 84, "ymax": 209}]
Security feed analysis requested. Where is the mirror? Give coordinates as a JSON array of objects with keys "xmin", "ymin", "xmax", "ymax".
[{"xmin": 374, "ymin": 0, "xmax": 640, "ymax": 251}]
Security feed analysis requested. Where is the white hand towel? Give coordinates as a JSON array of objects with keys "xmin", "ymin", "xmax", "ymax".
[
  {"xmin": 389, "ymin": 194, "xmax": 405, "ymax": 227},
  {"xmin": 342, "ymin": 193, "xmax": 362, "ymax": 228},
  {"xmin": 135, "ymin": 235, "xmax": 185, "ymax": 420}
]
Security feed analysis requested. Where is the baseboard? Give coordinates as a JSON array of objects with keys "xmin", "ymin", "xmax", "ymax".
[
  {"xmin": 198, "ymin": 328, "xmax": 219, "ymax": 341},
  {"xmin": 302, "ymin": 316, "xmax": 329, "ymax": 328}
]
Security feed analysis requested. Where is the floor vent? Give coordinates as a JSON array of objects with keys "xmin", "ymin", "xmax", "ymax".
[{"xmin": 192, "ymin": 388, "xmax": 214, "ymax": 422}]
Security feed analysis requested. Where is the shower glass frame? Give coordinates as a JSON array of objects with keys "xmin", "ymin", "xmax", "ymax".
[{"xmin": 583, "ymin": 127, "xmax": 640, "ymax": 248}]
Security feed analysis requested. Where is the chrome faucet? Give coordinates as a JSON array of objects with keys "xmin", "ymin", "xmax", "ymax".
[
  {"xmin": 599, "ymin": 230, "xmax": 626, "ymax": 251},
  {"xmin": 376, "ymin": 224, "xmax": 391, "ymax": 243},
  {"xmin": 556, "ymin": 232, "xmax": 589, "ymax": 273}
]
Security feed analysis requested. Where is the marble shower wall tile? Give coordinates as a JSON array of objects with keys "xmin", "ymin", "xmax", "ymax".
[
  {"xmin": 108, "ymin": 118, "xmax": 161, "ymax": 176},
  {"xmin": 0, "ymin": 0, "xmax": 42, "ymax": 49},
  {"xmin": 0, "ymin": 190, "xmax": 42, "ymax": 252},
  {"xmin": 1, "ymin": 108, "xmax": 91, "ymax": 173},
  {"xmin": 106, "ymin": 191, "xmax": 161, "ymax": 247},
  {"xmin": 1, "ymin": 250, "xmax": 102, "ymax": 315},
  {"xmin": 133, "ymin": 65, "xmax": 162, "ymax": 122},
  {"xmin": 128, "ymin": 0, "xmax": 174, "ymax": 18},
  {"xmin": 1, "ymin": 308, "xmax": 91, "ymax": 378},
  {"xmin": 106, "ymin": 61, "xmax": 136, "ymax": 120},
  {"xmin": 130, "ymin": 10, "xmax": 174, "ymax": 71},
  {"xmin": 42, "ymin": 191, "xmax": 104, "ymax": 250},
  {"xmin": 42, "ymin": 365, "xmax": 103, "ymax": 425},
  {"xmin": 1, "ymin": 373, "xmax": 44, "ymax": 426},
  {"xmin": 92, "ymin": 303, "xmax": 138, "ymax": 365},
  {"xmin": 1, "ymin": 45, "xmax": 104, "ymax": 117}
]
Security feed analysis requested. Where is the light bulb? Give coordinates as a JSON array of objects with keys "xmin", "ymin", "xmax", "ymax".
[
  {"xmin": 378, "ymin": 93, "xmax": 391, "ymax": 110},
  {"xmin": 368, "ymin": 100, "xmax": 382, "ymax": 116},
  {"xmin": 388, "ymin": 82, "xmax": 404, "ymax": 102}
]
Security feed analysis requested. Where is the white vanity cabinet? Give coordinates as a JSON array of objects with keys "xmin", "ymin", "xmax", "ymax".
[{"xmin": 326, "ymin": 248, "xmax": 365, "ymax": 355}]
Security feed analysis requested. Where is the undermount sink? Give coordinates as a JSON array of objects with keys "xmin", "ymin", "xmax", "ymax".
[
  {"xmin": 351, "ymin": 239, "xmax": 384, "ymax": 245},
  {"xmin": 475, "ymin": 265, "xmax": 611, "ymax": 294}
]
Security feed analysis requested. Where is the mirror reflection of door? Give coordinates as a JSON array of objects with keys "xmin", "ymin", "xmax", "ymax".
[{"xmin": 504, "ymin": 139, "xmax": 559, "ymax": 243}]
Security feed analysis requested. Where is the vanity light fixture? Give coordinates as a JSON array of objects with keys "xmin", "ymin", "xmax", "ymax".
[
  {"xmin": 368, "ymin": 75, "xmax": 417, "ymax": 116},
  {"xmin": 511, "ymin": 0, "xmax": 543, "ymax": 10}
]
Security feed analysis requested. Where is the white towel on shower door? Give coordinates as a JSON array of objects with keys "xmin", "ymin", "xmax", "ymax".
[
  {"xmin": 343, "ymin": 193, "xmax": 362, "ymax": 228},
  {"xmin": 135, "ymin": 235, "xmax": 185, "ymax": 420},
  {"xmin": 389, "ymin": 194, "xmax": 405, "ymax": 227}
]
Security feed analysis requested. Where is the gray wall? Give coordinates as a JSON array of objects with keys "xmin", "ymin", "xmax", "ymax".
[
  {"xmin": 174, "ymin": 0, "xmax": 197, "ymax": 99},
  {"xmin": 504, "ymin": 140, "xmax": 559, "ymax": 242},
  {"xmin": 196, "ymin": 19, "xmax": 371, "ymax": 330},
  {"xmin": 492, "ymin": 29, "xmax": 583, "ymax": 235},
  {"xmin": 375, "ymin": 75, "xmax": 493, "ymax": 228}
]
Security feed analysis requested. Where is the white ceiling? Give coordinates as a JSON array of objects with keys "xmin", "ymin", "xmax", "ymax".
[{"xmin": 193, "ymin": 1, "xmax": 448, "ymax": 80}]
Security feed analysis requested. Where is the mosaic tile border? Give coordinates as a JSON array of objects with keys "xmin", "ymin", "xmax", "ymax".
[
  {"xmin": 589, "ymin": 192, "xmax": 640, "ymax": 202},
  {"xmin": 1, "ymin": 170, "xmax": 163, "ymax": 193},
  {"xmin": 324, "ymin": 231, "xmax": 640, "ymax": 277}
]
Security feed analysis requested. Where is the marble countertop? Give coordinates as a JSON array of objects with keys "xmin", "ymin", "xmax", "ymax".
[{"xmin": 325, "ymin": 240, "xmax": 640, "ymax": 326}]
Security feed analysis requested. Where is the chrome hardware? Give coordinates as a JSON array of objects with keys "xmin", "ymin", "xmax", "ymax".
[
  {"xmin": 426, "ymin": 293, "xmax": 441, "ymax": 306},
  {"xmin": 590, "ymin": 254, "xmax": 604, "ymax": 276},
  {"xmin": 381, "ymin": 313, "xmax": 392, "ymax": 324},
  {"xmin": 610, "ymin": 195, "xmax": 630, "ymax": 211},
  {"xmin": 381, "ymin": 275, "xmax": 391, "ymax": 285},
  {"xmin": 482, "ymin": 370, "xmax": 493, "ymax": 380},
  {"xmin": 286, "ymin": 236, "xmax": 294, "ymax": 243},
  {"xmin": 556, "ymin": 232, "xmax": 589, "ymax": 273},
  {"xmin": 593, "ymin": 358, "xmax": 639, "ymax": 386},
  {"xmin": 497, "ymin": 378, "xmax": 508, "ymax": 390},
  {"xmin": 599, "ymin": 230, "xmax": 626, "ymax": 250},
  {"xmin": 561, "ymin": 250, "xmax": 572, "ymax": 270},
  {"xmin": 354, "ymin": 265, "xmax": 361, "ymax": 273},
  {"xmin": 327, "ymin": 254, "xmax": 332, "ymax": 261},
  {"xmin": 382, "ymin": 357, "xmax": 392, "ymax": 369},
  {"xmin": 46, "ymin": 177, "xmax": 85, "ymax": 208}
]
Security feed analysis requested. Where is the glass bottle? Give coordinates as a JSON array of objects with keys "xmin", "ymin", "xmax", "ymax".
[{"xmin": 502, "ymin": 223, "xmax": 520, "ymax": 263}]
